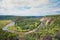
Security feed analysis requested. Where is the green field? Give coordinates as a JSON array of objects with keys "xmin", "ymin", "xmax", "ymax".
[{"xmin": 0, "ymin": 20, "xmax": 11, "ymax": 29}]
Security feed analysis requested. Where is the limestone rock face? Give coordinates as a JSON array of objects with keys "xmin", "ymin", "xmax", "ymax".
[{"xmin": 40, "ymin": 17, "xmax": 51, "ymax": 26}]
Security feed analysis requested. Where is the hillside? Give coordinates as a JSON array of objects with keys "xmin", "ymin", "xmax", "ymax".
[
  {"xmin": 24, "ymin": 15, "xmax": 60, "ymax": 40},
  {"xmin": 0, "ymin": 15, "xmax": 60, "ymax": 40}
]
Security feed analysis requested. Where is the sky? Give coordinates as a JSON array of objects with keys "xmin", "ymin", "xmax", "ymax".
[{"xmin": 0, "ymin": 0, "xmax": 60, "ymax": 16}]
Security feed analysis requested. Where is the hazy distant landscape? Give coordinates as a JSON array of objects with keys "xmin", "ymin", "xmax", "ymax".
[{"xmin": 0, "ymin": 15, "xmax": 60, "ymax": 40}]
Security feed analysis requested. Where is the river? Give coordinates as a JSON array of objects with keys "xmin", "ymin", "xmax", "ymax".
[
  {"xmin": 2, "ymin": 20, "xmax": 44, "ymax": 34},
  {"xmin": 2, "ymin": 21, "xmax": 15, "ymax": 31}
]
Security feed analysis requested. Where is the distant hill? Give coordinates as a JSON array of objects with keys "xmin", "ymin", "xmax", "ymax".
[
  {"xmin": 0, "ymin": 15, "xmax": 43, "ymax": 20},
  {"xmin": 0, "ymin": 15, "xmax": 15, "ymax": 20}
]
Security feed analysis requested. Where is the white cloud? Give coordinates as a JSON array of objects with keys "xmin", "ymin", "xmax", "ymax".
[{"xmin": 0, "ymin": 0, "xmax": 60, "ymax": 16}]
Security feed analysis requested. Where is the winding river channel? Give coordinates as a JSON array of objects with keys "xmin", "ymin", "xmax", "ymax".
[
  {"xmin": 2, "ymin": 21, "xmax": 15, "ymax": 31},
  {"xmin": 2, "ymin": 21, "xmax": 44, "ymax": 34},
  {"xmin": 2, "ymin": 18, "xmax": 50, "ymax": 34}
]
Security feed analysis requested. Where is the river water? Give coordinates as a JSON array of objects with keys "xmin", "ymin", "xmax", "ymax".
[{"xmin": 2, "ymin": 21, "xmax": 15, "ymax": 31}]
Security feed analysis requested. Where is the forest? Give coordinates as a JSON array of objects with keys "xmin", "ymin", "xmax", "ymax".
[{"xmin": 0, "ymin": 15, "xmax": 60, "ymax": 40}]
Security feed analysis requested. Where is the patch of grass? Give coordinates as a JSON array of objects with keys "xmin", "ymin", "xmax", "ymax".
[
  {"xmin": 0, "ymin": 20, "xmax": 11, "ymax": 29},
  {"xmin": 7, "ymin": 25, "xmax": 17, "ymax": 31}
]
